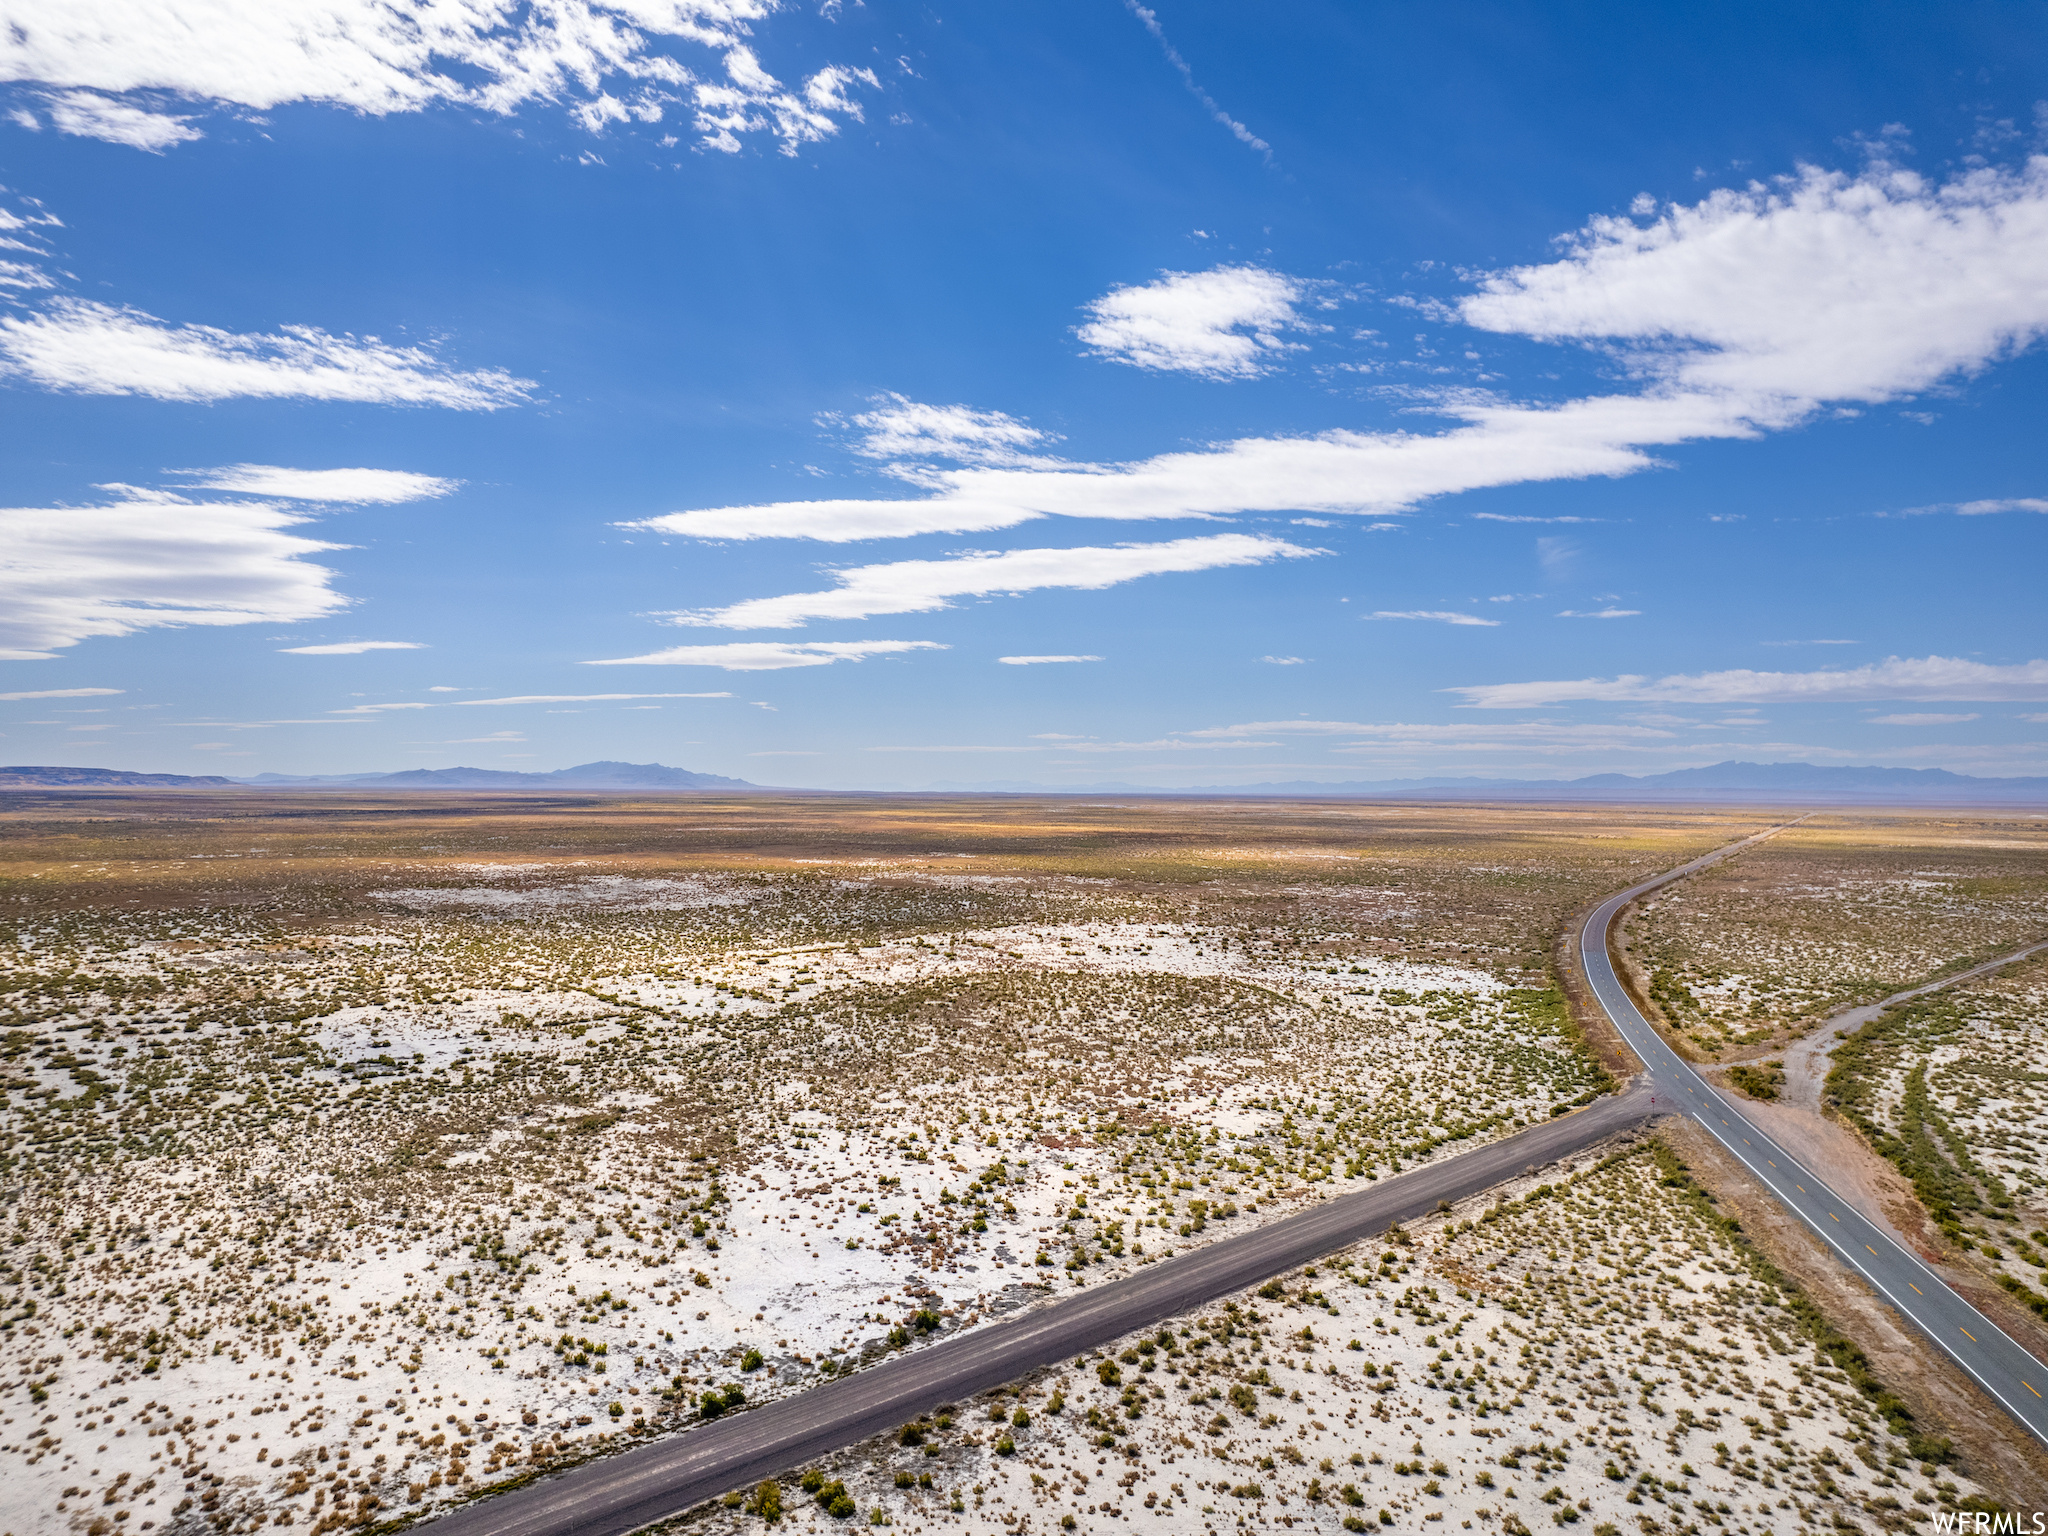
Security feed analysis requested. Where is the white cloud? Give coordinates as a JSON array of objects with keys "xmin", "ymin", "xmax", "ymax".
[
  {"xmin": 0, "ymin": 0, "xmax": 876, "ymax": 156},
  {"xmin": 0, "ymin": 258, "xmax": 54, "ymax": 291},
  {"xmin": 0, "ymin": 489, "xmax": 347, "ymax": 660},
  {"xmin": 585, "ymin": 639, "xmax": 948, "ymax": 670},
  {"xmin": 1867, "ymin": 712, "xmax": 1981, "ymax": 725},
  {"xmin": 624, "ymin": 390, "xmax": 1726, "ymax": 543},
  {"xmin": 1060, "ymin": 737, "xmax": 1275, "ymax": 753},
  {"xmin": 1184, "ymin": 717, "xmax": 1679, "ymax": 754},
  {"xmin": 671, "ymin": 533, "xmax": 1318, "ymax": 629},
  {"xmin": 279, "ymin": 640, "xmax": 425, "ymax": 654},
  {"xmin": 637, "ymin": 158, "xmax": 2048, "ymax": 545},
  {"xmin": 1078, "ymin": 266, "xmax": 1313, "ymax": 379},
  {"xmin": 1471, "ymin": 513, "xmax": 1602, "ymax": 523},
  {"xmin": 864, "ymin": 743, "xmax": 1049, "ymax": 753},
  {"xmin": 0, "ymin": 686, "xmax": 123, "ymax": 701},
  {"xmin": 1557, "ymin": 607, "xmax": 1641, "ymax": 619},
  {"xmin": 1260, "ymin": 655, "xmax": 1305, "ymax": 665},
  {"xmin": 173, "ymin": 464, "xmax": 459, "ymax": 503},
  {"xmin": 1886, "ymin": 496, "xmax": 2048, "ymax": 517},
  {"xmin": 997, "ymin": 654, "xmax": 1101, "ymax": 665},
  {"xmin": 1447, "ymin": 655, "xmax": 2048, "ymax": 709},
  {"xmin": 1365, "ymin": 610, "xmax": 1501, "ymax": 626},
  {"xmin": 38, "ymin": 89, "xmax": 200, "ymax": 150},
  {"xmin": 0, "ymin": 298, "xmax": 533, "ymax": 407},
  {"xmin": 458, "ymin": 692, "xmax": 734, "ymax": 704},
  {"xmin": 846, "ymin": 394, "xmax": 1056, "ymax": 469},
  {"xmin": 1461, "ymin": 159, "xmax": 2048, "ymax": 409}
]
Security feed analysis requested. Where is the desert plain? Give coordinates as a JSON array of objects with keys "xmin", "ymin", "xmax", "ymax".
[{"xmin": 2, "ymin": 790, "xmax": 2045, "ymax": 1536}]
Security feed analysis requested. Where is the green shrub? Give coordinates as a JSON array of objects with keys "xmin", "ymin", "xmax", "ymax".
[
  {"xmin": 747, "ymin": 1480, "xmax": 784, "ymax": 1522},
  {"xmin": 1726, "ymin": 1063, "xmax": 1784, "ymax": 1101}
]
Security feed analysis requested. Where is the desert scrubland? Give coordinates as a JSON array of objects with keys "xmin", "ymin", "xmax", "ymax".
[
  {"xmin": 1615, "ymin": 816, "xmax": 2048, "ymax": 1053},
  {"xmin": 0, "ymin": 793, "xmax": 2029, "ymax": 1536},
  {"xmin": 1824, "ymin": 951, "xmax": 2048, "ymax": 1330}
]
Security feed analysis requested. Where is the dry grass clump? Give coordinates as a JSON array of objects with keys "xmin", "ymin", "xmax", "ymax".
[{"xmin": 1617, "ymin": 814, "xmax": 2048, "ymax": 1053}]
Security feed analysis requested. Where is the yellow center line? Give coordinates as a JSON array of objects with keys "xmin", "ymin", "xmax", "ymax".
[
  {"xmin": 1767, "ymin": 1160, "xmax": 1777, "ymax": 1169},
  {"xmin": 1796, "ymin": 1185, "xmax": 1806, "ymax": 1193},
  {"xmin": 2026, "ymin": 1381, "xmax": 2042, "ymax": 1399},
  {"xmin": 1865, "ymin": 1245, "xmax": 1877, "ymax": 1256},
  {"xmin": 1909, "ymin": 1284, "xmax": 1923, "ymax": 1295},
  {"xmin": 1960, "ymin": 1327, "xmax": 1977, "ymax": 1343},
  {"xmin": 1829, "ymin": 1213, "xmax": 1840, "ymax": 1223}
]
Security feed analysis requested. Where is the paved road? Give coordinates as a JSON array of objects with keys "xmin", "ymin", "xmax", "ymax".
[
  {"xmin": 423, "ymin": 1091, "xmax": 1658, "ymax": 1536},
  {"xmin": 1577, "ymin": 831, "xmax": 2048, "ymax": 1451}
]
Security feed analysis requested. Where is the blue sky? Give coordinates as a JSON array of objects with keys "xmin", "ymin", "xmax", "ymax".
[{"xmin": 2, "ymin": 0, "xmax": 2046, "ymax": 787}]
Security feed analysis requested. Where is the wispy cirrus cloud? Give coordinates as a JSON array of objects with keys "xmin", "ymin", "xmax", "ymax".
[
  {"xmin": 1365, "ymin": 610, "xmax": 1500, "ymax": 626},
  {"xmin": 1182, "ymin": 716, "xmax": 1681, "ymax": 755},
  {"xmin": 0, "ymin": 298, "xmax": 533, "ymax": 407},
  {"xmin": 997, "ymin": 654, "xmax": 1101, "ymax": 665},
  {"xmin": 665, "ymin": 533, "xmax": 1318, "ymax": 629},
  {"xmin": 0, "ymin": 686, "xmax": 123, "ymax": 701},
  {"xmin": 279, "ymin": 640, "xmax": 425, "ymax": 655},
  {"xmin": 1447, "ymin": 655, "xmax": 2048, "ymax": 709},
  {"xmin": 173, "ymin": 465, "xmax": 460, "ymax": 503},
  {"xmin": 1122, "ymin": 1, "xmax": 1271, "ymax": 162},
  {"xmin": 1470, "ymin": 513, "xmax": 1603, "ymax": 524},
  {"xmin": 1881, "ymin": 496, "xmax": 2048, "ymax": 517},
  {"xmin": 456, "ymin": 692, "xmax": 733, "ymax": 705},
  {"xmin": 585, "ymin": 639, "xmax": 948, "ymax": 671}
]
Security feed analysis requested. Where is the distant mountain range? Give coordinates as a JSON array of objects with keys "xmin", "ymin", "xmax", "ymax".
[
  {"xmin": 0, "ymin": 765, "xmax": 236, "ymax": 788},
  {"xmin": 4, "ymin": 759, "xmax": 2044, "ymax": 803},
  {"xmin": 0, "ymin": 760, "xmax": 755, "ymax": 791},
  {"xmin": 238, "ymin": 760, "xmax": 757, "ymax": 790},
  {"xmin": 923, "ymin": 761, "xmax": 2048, "ymax": 804}
]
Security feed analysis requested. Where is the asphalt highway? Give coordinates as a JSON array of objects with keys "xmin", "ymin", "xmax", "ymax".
[
  {"xmin": 423, "ymin": 1086, "xmax": 1658, "ymax": 1536},
  {"xmin": 1577, "ymin": 830, "xmax": 2048, "ymax": 1451}
]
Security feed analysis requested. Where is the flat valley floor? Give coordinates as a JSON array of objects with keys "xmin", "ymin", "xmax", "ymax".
[{"xmin": 2, "ymin": 791, "xmax": 2043, "ymax": 1536}]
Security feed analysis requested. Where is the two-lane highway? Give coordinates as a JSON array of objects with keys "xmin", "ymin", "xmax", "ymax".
[{"xmin": 1577, "ymin": 831, "xmax": 2048, "ymax": 1449}]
